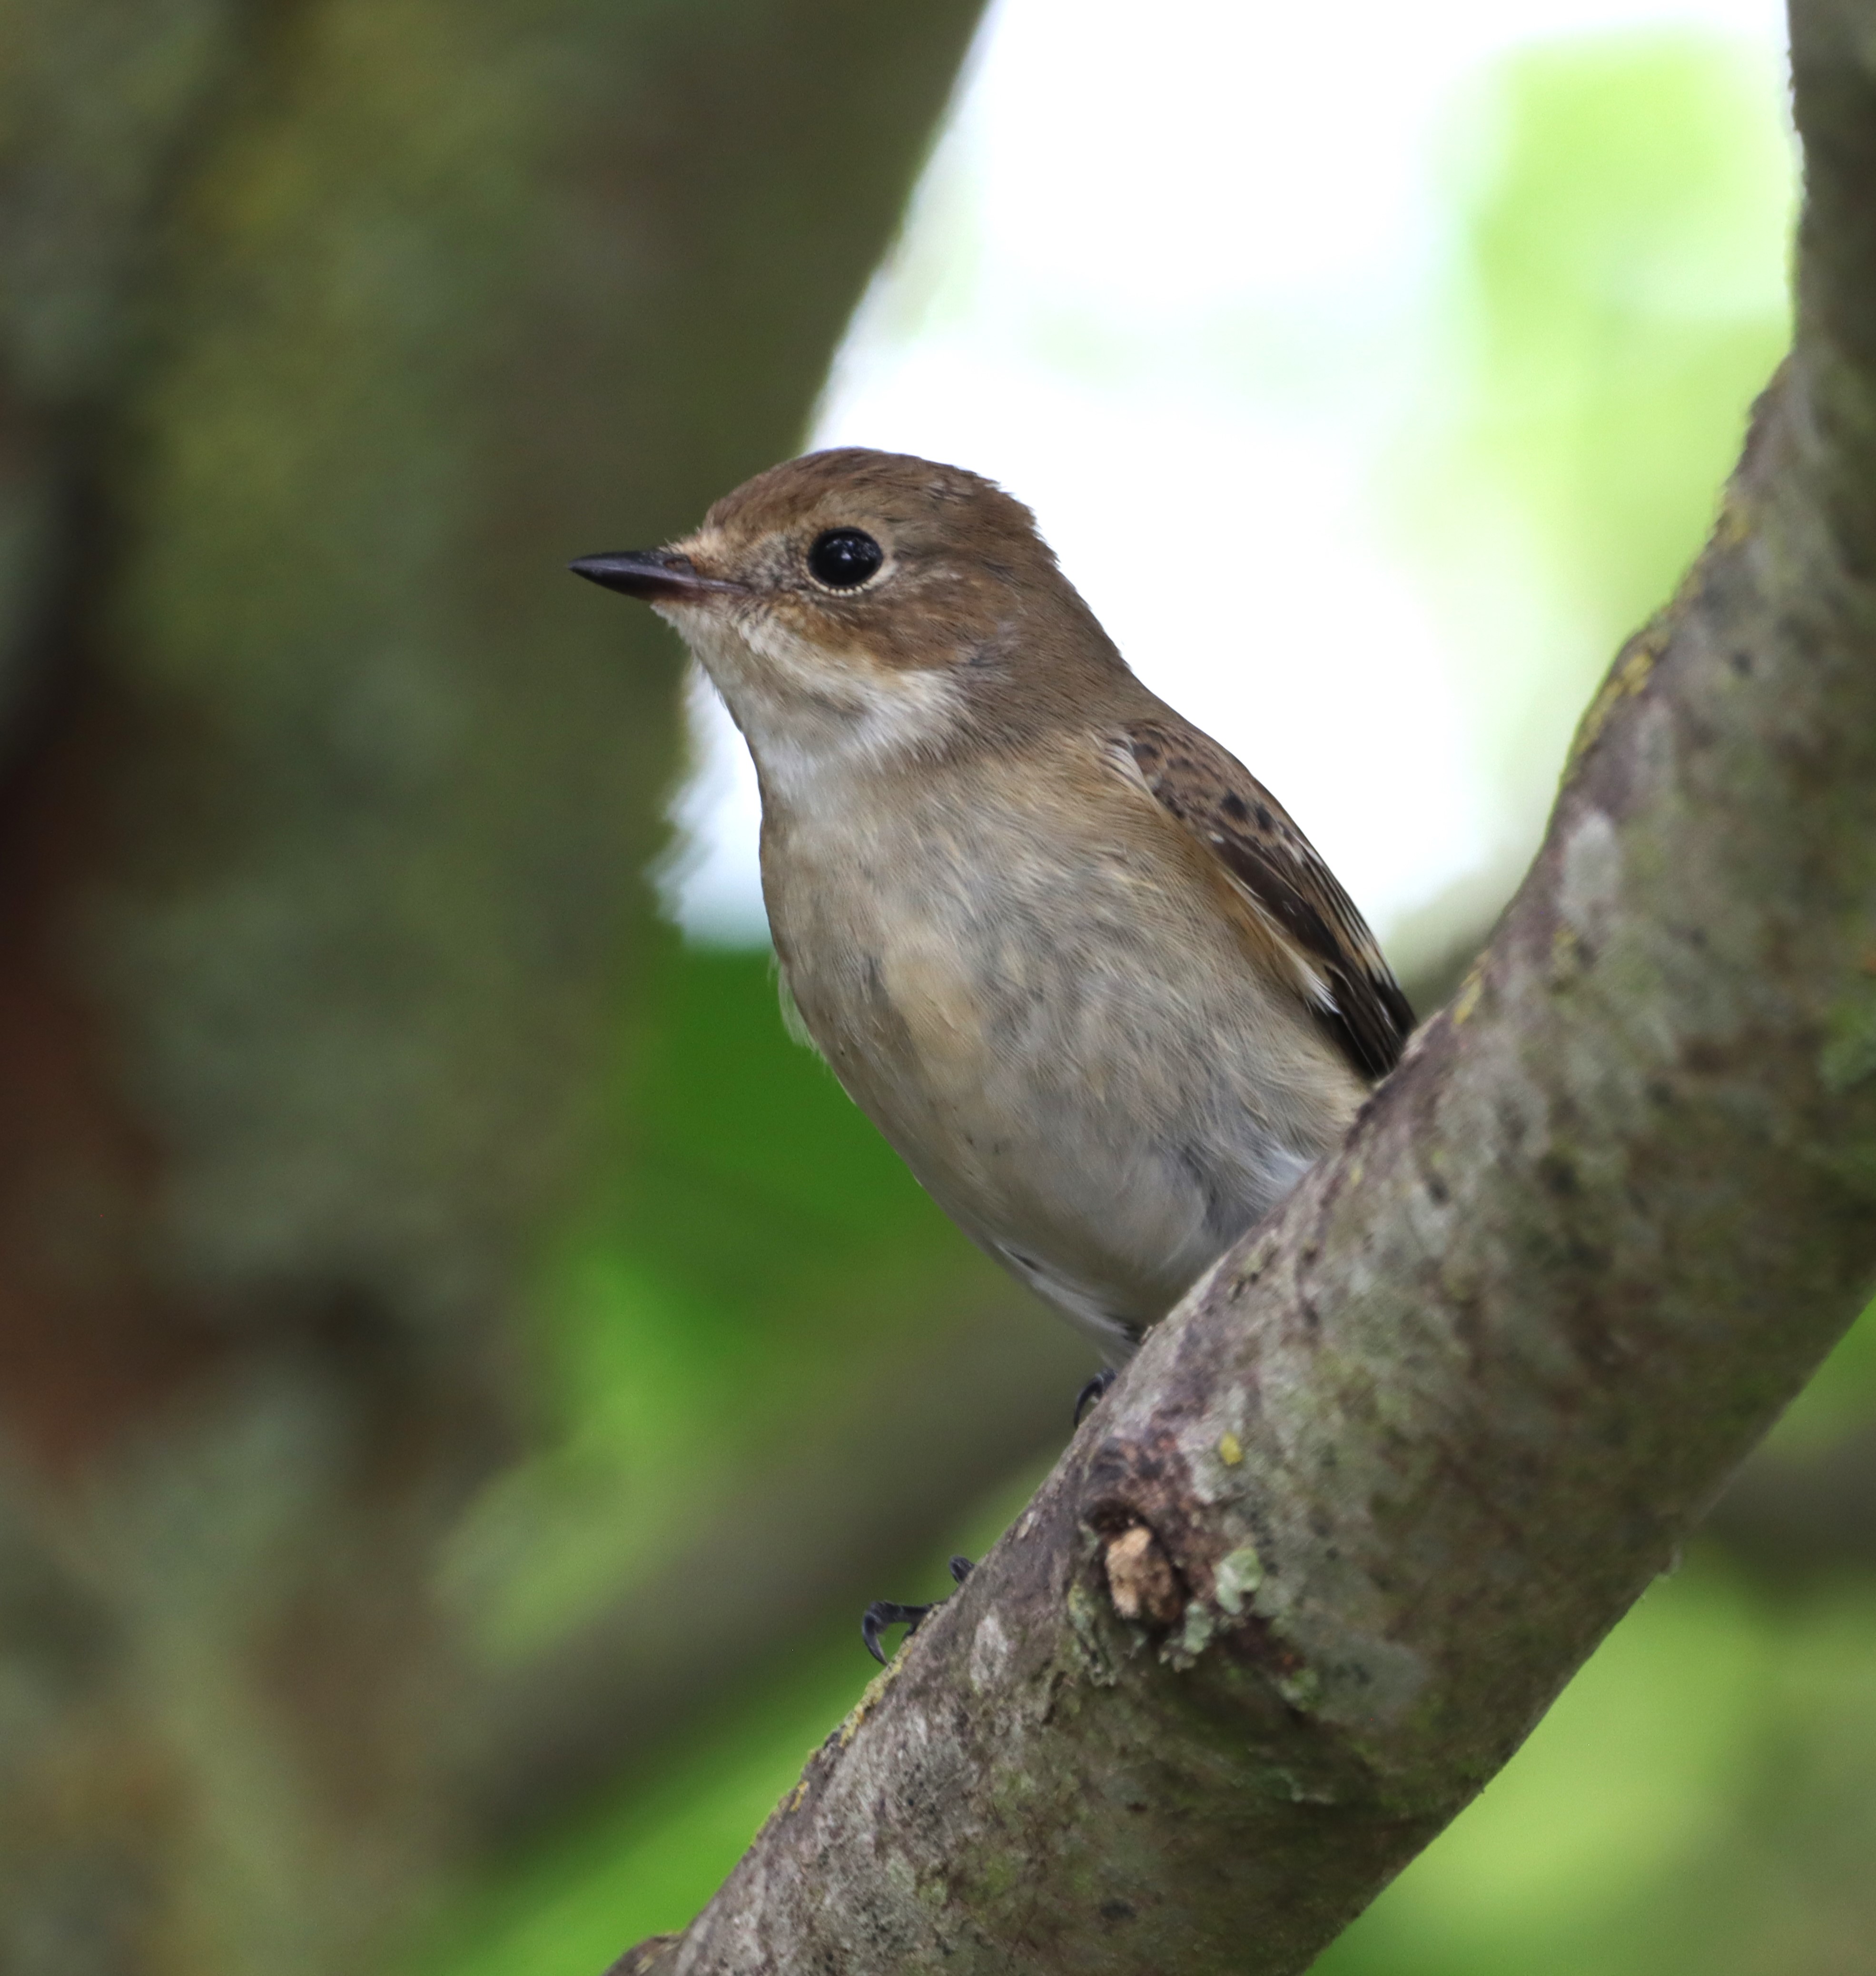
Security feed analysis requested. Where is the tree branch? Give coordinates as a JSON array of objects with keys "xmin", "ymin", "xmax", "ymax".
[{"xmin": 626, "ymin": 5, "xmax": 1876, "ymax": 1967}]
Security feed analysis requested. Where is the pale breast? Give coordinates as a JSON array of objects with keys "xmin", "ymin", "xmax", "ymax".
[{"xmin": 760, "ymin": 751, "xmax": 1365, "ymax": 1351}]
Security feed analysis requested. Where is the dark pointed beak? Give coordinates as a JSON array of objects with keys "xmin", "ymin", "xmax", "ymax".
[{"xmin": 567, "ymin": 550, "xmax": 743, "ymax": 603}]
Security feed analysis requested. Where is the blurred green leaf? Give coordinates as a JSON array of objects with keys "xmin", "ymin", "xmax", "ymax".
[
  {"xmin": 441, "ymin": 940, "xmax": 986, "ymax": 1657},
  {"xmin": 420, "ymin": 1469, "xmax": 1046, "ymax": 1976},
  {"xmin": 1406, "ymin": 30, "xmax": 1793, "ymax": 838}
]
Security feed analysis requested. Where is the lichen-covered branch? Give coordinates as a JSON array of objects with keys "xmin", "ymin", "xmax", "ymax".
[{"xmin": 628, "ymin": 5, "xmax": 1876, "ymax": 1969}]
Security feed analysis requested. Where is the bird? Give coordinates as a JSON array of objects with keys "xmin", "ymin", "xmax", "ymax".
[
  {"xmin": 573, "ymin": 449, "xmax": 1412, "ymax": 1378},
  {"xmin": 573, "ymin": 448, "xmax": 1413, "ymax": 1659}
]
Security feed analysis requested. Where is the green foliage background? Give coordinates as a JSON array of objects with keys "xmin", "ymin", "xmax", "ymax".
[
  {"xmin": 419, "ymin": 29, "xmax": 1876, "ymax": 1976},
  {"xmin": 439, "ymin": 942, "xmax": 974, "ymax": 1664}
]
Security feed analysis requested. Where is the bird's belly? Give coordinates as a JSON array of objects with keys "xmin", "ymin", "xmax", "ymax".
[
  {"xmin": 914, "ymin": 1072, "xmax": 1310, "ymax": 1357},
  {"xmin": 772, "ymin": 843, "xmax": 1345, "ymax": 1352}
]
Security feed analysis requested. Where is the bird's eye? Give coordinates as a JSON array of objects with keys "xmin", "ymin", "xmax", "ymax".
[{"xmin": 807, "ymin": 528, "xmax": 884, "ymax": 589}]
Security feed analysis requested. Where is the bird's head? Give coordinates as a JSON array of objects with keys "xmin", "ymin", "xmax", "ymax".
[{"xmin": 571, "ymin": 448, "xmax": 1122, "ymax": 782}]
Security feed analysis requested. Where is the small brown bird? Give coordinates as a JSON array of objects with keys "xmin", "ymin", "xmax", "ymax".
[{"xmin": 573, "ymin": 449, "xmax": 1412, "ymax": 1372}]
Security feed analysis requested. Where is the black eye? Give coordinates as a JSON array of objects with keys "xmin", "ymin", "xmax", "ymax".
[{"xmin": 807, "ymin": 528, "xmax": 884, "ymax": 589}]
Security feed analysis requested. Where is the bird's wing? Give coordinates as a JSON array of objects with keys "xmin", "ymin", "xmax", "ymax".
[{"xmin": 1115, "ymin": 720, "xmax": 1414, "ymax": 1081}]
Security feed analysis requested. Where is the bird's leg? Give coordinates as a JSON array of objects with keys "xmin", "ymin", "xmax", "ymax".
[
  {"xmin": 1074, "ymin": 1366, "xmax": 1118, "ymax": 1427},
  {"xmin": 861, "ymin": 1554, "xmax": 973, "ymax": 1664},
  {"xmin": 859, "ymin": 1372, "xmax": 1118, "ymax": 1663}
]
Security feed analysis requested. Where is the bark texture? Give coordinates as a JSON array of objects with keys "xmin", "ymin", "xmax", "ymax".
[
  {"xmin": 0, "ymin": 3, "xmax": 988, "ymax": 1970},
  {"xmin": 633, "ymin": 4, "xmax": 1876, "ymax": 1969}
]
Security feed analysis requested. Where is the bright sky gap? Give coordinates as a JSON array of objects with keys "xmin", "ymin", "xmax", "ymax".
[{"xmin": 661, "ymin": 0, "xmax": 1793, "ymax": 973}]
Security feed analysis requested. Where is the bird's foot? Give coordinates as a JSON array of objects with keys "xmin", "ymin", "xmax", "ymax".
[
  {"xmin": 862, "ymin": 1554, "xmax": 973, "ymax": 1664},
  {"xmin": 1074, "ymin": 1366, "xmax": 1118, "ymax": 1427}
]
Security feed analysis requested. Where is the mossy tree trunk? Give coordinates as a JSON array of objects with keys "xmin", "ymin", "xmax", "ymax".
[{"xmin": 0, "ymin": 3, "xmax": 987, "ymax": 1969}]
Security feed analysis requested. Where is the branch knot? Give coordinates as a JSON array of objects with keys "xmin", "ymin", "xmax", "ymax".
[{"xmin": 1100, "ymin": 1524, "xmax": 1184, "ymax": 1629}]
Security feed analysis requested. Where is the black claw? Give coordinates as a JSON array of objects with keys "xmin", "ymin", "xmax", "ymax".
[
  {"xmin": 861, "ymin": 1556, "xmax": 977, "ymax": 1663},
  {"xmin": 1074, "ymin": 1367, "xmax": 1118, "ymax": 1427},
  {"xmin": 861, "ymin": 1600, "xmax": 931, "ymax": 1665}
]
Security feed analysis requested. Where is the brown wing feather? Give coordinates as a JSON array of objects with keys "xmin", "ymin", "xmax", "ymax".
[{"xmin": 1120, "ymin": 721, "xmax": 1414, "ymax": 1081}]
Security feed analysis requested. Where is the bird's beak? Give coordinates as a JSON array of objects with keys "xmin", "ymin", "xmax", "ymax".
[{"xmin": 568, "ymin": 550, "xmax": 745, "ymax": 603}]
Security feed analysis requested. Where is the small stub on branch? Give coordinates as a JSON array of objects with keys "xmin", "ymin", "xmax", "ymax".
[{"xmin": 1103, "ymin": 1524, "xmax": 1184, "ymax": 1627}]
